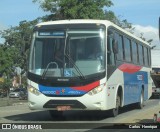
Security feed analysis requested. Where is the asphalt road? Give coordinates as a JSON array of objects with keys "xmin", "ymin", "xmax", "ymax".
[{"xmin": 0, "ymin": 98, "xmax": 160, "ymax": 131}]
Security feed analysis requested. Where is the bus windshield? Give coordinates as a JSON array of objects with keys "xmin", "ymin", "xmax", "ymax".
[{"xmin": 29, "ymin": 29, "xmax": 105, "ymax": 78}]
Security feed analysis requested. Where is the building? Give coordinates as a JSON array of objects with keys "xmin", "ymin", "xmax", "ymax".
[
  {"xmin": 151, "ymin": 49, "xmax": 160, "ymax": 87},
  {"xmin": 151, "ymin": 49, "xmax": 160, "ymax": 73}
]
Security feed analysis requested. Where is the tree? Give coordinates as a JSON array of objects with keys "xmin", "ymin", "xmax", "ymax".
[
  {"xmin": 33, "ymin": 0, "xmax": 132, "ymax": 30},
  {"xmin": 0, "ymin": 45, "xmax": 15, "ymax": 77},
  {"xmin": 33, "ymin": 0, "xmax": 114, "ymax": 20},
  {"xmin": 0, "ymin": 19, "xmax": 40, "ymax": 73},
  {"xmin": 0, "ymin": 45, "xmax": 14, "ymax": 91},
  {"xmin": 0, "ymin": 19, "xmax": 41, "ymax": 89}
]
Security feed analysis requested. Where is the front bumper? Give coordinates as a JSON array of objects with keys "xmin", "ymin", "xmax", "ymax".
[{"xmin": 28, "ymin": 89, "xmax": 107, "ymax": 111}]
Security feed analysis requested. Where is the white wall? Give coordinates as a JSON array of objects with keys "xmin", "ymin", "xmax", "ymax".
[{"xmin": 151, "ymin": 49, "xmax": 160, "ymax": 68}]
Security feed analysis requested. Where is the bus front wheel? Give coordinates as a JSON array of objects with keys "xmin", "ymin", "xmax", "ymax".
[{"xmin": 110, "ymin": 95, "xmax": 120, "ymax": 117}]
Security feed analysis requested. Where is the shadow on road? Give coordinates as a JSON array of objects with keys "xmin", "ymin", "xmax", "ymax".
[
  {"xmin": 137, "ymin": 119, "xmax": 154, "ymax": 123},
  {"xmin": 4, "ymin": 110, "xmax": 111, "ymax": 121},
  {"xmin": 150, "ymin": 95, "xmax": 160, "ymax": 100},
  {"xmin": 4, "ymin": 103, "xmax": 142, "ymax": 122}
]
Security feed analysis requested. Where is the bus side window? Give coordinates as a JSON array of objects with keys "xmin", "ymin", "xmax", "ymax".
[
  {"xmin": 107, "ymin": 37, "xmax": 115, "ymax": 66},
  {"xmin": 116, "ymin": 34, "xmax": 123, "ymax": 61},
  {"xmin": 132, "ymin": 41, "xmax": 138, "ymax": 64},
  {"xmin": 138, "ymin": 44, "xmax": 144, "ymax": 65},
  {"xmin": 124, "ymin": 37, "xmax": 131, "ymax": 62},
  {"xmin": 148, "ymin": 48, "xmax": 151, "ymax": 67}
]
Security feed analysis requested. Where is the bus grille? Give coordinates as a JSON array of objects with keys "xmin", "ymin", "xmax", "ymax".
[{"xmin": 43, "ymin": 100, "xmax": 86, "ymax": 109}]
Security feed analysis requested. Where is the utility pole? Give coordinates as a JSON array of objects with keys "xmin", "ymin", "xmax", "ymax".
[{"xmin": 15, "ymin": 67, "xmax": 22, "ymax": 86}]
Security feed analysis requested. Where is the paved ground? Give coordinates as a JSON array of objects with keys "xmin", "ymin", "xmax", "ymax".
[
  {"xmin": 0, "ymin": 99, "xmax": 159, "ymax": 123},
  {"xmin": 0, "ymin": 98, "xmax": 159, "ymax": 131},
  {"xmin": 0, "ymin": 97, "xmax": 27, "ymax": 107}
]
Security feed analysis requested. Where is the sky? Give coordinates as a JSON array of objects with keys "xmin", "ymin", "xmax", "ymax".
[
  {"xmin": 109, "ymin": 0, "xmax": 160, "ymax": 49},
  {"xmin": 0, "ymin": 0, "xmax": 160, "ymax": 49},
  {"xmin": 0, "ymin": 0, "xmax": 47, "ymax": 43}
]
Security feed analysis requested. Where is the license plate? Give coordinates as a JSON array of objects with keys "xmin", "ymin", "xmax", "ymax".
[{"xmin": 57, "ymin": 106, "xmax": 71, "ymax": 111}]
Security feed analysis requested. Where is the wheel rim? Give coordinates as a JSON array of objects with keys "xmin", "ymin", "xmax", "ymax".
[
  {"xmin": 113, "ymin": 96, "xmax": 120, "ymax": 116},
  {"xmin": 140, "ymin": 92, "xmax": 143, "ymax": 106}
]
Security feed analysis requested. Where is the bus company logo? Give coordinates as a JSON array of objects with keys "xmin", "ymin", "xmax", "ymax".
[
  {"xmin": 68, "ymin": 91, "xmax": 81, "ymax": 94},
  {"xmin": 42, "ymin": 91, "xmax": 56, "ymax": 95},
  {"xmin": 61, "ymin": 89, "xmax": 65, "ymax": 94},
  {"xmin": 56, "ymin": 90, "xmax": 60, "ymax": 95},
  {"xmin": 137, "ymin": 75, "xmax": 144, "ymax": 81}
]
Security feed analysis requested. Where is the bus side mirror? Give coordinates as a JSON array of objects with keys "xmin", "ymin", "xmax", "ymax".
[{"xmin": 112, "ymin": 39, "xmax": 118, "ymax": 54}]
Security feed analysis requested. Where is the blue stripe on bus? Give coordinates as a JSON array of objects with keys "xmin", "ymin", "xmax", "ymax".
[
  {"xmin": 123, "ymin": 71, "xmax": 148, "ymax": 105},
  {"xmin": 38, "ymin": 85, "xmax": 86, "ymax": 96}
]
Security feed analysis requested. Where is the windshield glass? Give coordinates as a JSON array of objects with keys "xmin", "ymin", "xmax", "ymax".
[{"xmin": 29, "ymin": 29, "xmax": 105, "ymax": 78}]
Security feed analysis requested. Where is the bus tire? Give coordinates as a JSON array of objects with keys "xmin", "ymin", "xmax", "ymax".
[
  {"xmin": 111, "ymin": 95, "xmax": 120, "ymax": 117},
  {"xmin": 49, "ymin": 110, "xmax": 63, "ymax": 118},
  {"xmin": 137, "ymin": 90, "xmax": 144, "ymax": 109}
]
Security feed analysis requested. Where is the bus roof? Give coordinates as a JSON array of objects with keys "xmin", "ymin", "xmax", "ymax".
[{"xmin": 36, "ymin": 19, "xmax": 150, "ymax": 47}]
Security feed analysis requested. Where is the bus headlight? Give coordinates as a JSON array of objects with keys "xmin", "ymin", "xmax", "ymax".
[
  {"xmin": 88, "ymin": 83, "xmax": 106, "ymax": 96},
  {"xmin": 28, "ymin": 86, "xmax": 41, "ymax": 96}
]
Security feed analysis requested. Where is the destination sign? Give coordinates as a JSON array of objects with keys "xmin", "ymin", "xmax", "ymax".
[{"xmin": 39, "ymin": 31, "xmax": 65, "ymax": 36}]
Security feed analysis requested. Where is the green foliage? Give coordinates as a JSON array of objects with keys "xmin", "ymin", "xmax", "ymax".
[
  {"xmin": 33, "ymin": 0, "xmax": 132, "ymax": 29},
  {"xmin": 0, "ymin": 19, "xmax": 40, "ymax": 73},
  {"xmin": 104, "ymin": 10, "xmax": 117, "ymax": 22},
  {"xmin": 33, "ymin": 0, "xmax": 114, "ymax": 20},
  {"xmin": 59, "ymin": 0, "xmax": 113, "ymax": 19},
  {"xmin": 0, "ymin": 45, "xmax": 15, "ymax": 76},
  {"xmin": 0, "ymin": 19, "xmax": 40, "ymax": 89},
  {"xmin": 0, "ymin": 78, "xmax": 11, "ymax": 91}
]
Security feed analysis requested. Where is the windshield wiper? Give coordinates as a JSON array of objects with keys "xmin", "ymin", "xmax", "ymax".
[
  {"xmin": 64, "ymin": 32, "xmax": 85, "ymax": 80},
  {"xmin": 42, "ymin": 62, "xmax": 58, "ymax": 79},
  {"xmin": 65, "ymin": 54, "xmax": 86, "ymax": 80}
]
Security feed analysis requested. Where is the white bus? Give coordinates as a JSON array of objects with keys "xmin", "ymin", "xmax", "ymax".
[{"xmin": 28, "ymin": 20, "xmax": 152, "ymax": 117}]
